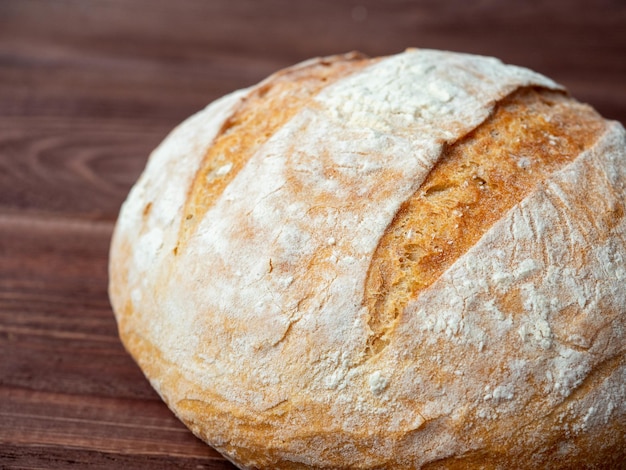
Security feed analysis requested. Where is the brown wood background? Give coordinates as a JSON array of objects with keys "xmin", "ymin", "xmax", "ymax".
[{"xmin": 1, "ymin": 1, "xmax": 625, "ymax": 468}]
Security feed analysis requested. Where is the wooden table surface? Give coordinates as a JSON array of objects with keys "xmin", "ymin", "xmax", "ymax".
[{"xmin": 1, "ymin": 1, "xmax": 624, "ymax": 468}]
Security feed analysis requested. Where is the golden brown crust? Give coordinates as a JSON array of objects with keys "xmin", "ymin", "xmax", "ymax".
[
  {"xmin": 109, "ymin": 49, "xmax": 626, "ymax": 469},
  {"xmin": 179, "ymin": 52, "xmax": 373, "ymax": 248},
  {"xmin": 364, "ymin": 87, "xmax": 607, "ymax": 356}
]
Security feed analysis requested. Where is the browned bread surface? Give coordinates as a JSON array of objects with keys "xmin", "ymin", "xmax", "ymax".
[
  {"xmin": 365, "ymin": 87, "xmax": 607, "ymax": 356},
  {"xmin": 109, "ymin": 49, "xmax": 626, "ymax": 469}
]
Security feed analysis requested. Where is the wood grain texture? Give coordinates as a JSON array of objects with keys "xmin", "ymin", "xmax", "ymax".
[{"xmin": 0, "ymin": 0, "xmax": 624, "ymax": 467}]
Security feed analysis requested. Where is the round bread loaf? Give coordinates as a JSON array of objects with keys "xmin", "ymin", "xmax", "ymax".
[{"xmin": 109, "ymin": 49, "xmax": 626, "ymax": 469}]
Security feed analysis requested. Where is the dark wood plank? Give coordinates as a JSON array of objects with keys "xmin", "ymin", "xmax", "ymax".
[
  {"xmin": 0, "ymin": 116, "xmax": 162, "ymax": 220},
  {"xmin": 0, "ymin": 0, "xmax": 624, "ymax": 467},
  {"xmin": 1, "ymin": 0, "xmax": 624, "ymax": 117},
  {"xmin": 0, "ymin": 446, "xmax": 234, "ymax": 470},
  {"xmin": 0, "ymin": 386, "xmax": 220, "ymax": 459},
  {"xmin": 0, "ymin": 213, "xmax": 149, "ymax": 398}
]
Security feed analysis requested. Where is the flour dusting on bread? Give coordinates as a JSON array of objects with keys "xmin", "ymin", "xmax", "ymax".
[{"xmin": 109, "ymin": 49, "xmax": 626, "ymax": 469}]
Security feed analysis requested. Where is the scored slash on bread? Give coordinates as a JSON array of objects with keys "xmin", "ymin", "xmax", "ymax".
[{"xmin": 109, "ymin": 49, "xmax": 626, "ymax": 469}]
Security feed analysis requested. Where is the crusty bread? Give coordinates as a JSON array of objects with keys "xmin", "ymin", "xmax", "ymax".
[{"xmin": 109, "ymin": 49, "xmax": 626, "ymax": 469}]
